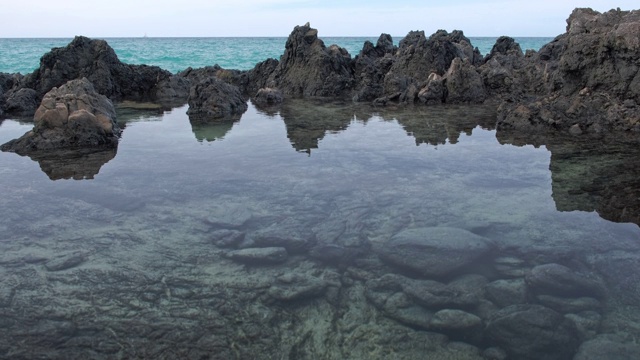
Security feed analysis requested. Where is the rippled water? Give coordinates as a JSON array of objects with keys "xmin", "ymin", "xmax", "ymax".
[
  {"xmin": 0, "ymin": 36, "xmax": 554, "ymax": 74},
  {"xmin": 1, "ymin": 100, "xmax": 639, "ymax": 358}
]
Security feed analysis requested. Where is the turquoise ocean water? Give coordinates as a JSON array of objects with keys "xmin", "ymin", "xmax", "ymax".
[{"xmin": 0, "ymin": 36, "xmax": 554, "ymax": 74}]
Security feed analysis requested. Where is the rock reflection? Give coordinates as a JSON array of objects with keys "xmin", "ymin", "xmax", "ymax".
[
  {"xmin": 190, "ymin": 120, "xmax": 236, "ymax": 142},
  {"xmin": 279, "ymin": 100, "xmax": 358, "ymax": 153},
  {"xmin": 380, "ymin": 105, "xmax": 497, "ymax": 146},
  {"xmin": 279, "ymin": 100, "xmax": 498, "ymax": 153},
  {"xmin": 498, "ymin": 131, "xmax": 640, "ymax": 227},
  {"xmin": 27, "ymin": 147, "xmax": 117, "ymax": 180},
  {"xmin": 115, "ymin": 101, "xmax": 167, "ymax": 122}
]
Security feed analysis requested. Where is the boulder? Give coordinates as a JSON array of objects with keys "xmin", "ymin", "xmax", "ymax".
[
  {"xmin": 2, "ymin": 88, "xmax": 38, "ymax": 116},
  {"xmin": 209, "ymin": 229, "xmax": 246, "ymax": 248},
  {"xmin": 22, "ymin": 36, "xmax": 180, "ymax": 102},
  {"xmin": 225, "ymin": 247, "xmax": 288, "ymax": 265},
  {"xmin": 535, "ymin": 294, "xmax": 601, "ymax": 313},
  {"xmin": 574, "ymin": 337, "xmax": 640, "ymax": 360},
  {"xmin": 253, "ymin": 87, "xmax": 283, "ymax": 106},
  {"xmin": 429, "ymin": 309, "xmax": 482, "ymax": 331},
  {"xmin": 485, "ymin": 304, "xmax": 581, "ymax": 360},
  {"xmin": 374, "ymin": 227, "xmax": 493, "ymax": 278},
  {"xmin": 525, "ymin": 263, "xmax": 607, "ymax": 298},
  {"xmin": 186, "ymin": 77, "xmax": 248, "ymax": 120},
  {"xmin": 1, "ymin": 78, "xmax": 119, "ymax": 154},
  {"xmin": 485, "ymin": 279, "xmax": 527, "ymax": 308}
]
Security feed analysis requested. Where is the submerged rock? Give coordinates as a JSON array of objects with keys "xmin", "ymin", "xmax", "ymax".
[
  {"xmin": 526, "ymin": 263, "xmax": 607, "ymax": 299},
  {"xmin": 374, "ymin": 227, "xmax": 493, "ymax": 277},
  {"xmin": 45, "ymin": 252, "xmax": 87, "ymax": 271},
  {"xmin": 253, "ymin": 87, "xmax": 283, "ymax": 106},
  {"xmin": 268, "ymin": 274, "xmax": 328, "ymax": 301},
  {"xmin": 485, "ymin": 304, "xmax": 581, "ymax": 360},
  {"xmin": 1, "ymin": 78, "xmax": 119, "ymax": 154},
  {"xmin": 225, "ymin": 247, "xmax": 288, "ymax": 265},
  {"xmin": 574, "ymin": 336, "xmax": 640, "ymax": 360}
]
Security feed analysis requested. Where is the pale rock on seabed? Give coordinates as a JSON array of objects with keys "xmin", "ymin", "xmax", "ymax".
[{"xmin": 0, "ymin": 100, "xmax": 640, "ymax": 359}]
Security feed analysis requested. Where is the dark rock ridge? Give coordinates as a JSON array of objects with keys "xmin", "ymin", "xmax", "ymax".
[
  {"xmin": 1, "ymin": 7, "xmax": 639, "ymax": 136},
  {"xmin": 1, "ymin": 78, "xmax": 119, "ymax": 154},
  {"xmin": 496, "ymin": 8, "xmax": 640, "ymax": 134},
  {"xmin": 0, "ymin": 36, "xmax": 189, "ymax": 116},
  {"xmin": 186, "ymin": 76, "xmax": 247, "ymax": 121}
]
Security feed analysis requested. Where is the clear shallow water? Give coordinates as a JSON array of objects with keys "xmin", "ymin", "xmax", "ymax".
[
  {"xmin": 1, "ymin": 101, "xmax": 640, "ymax": 358},
  {"xmin": 0, "ymin": 36, "xmax": 554, "ymax": 74}
]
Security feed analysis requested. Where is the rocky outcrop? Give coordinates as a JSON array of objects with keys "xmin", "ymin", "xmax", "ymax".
[
  {"xmin": 186, "ymin": 76, "xmax": 248, "ymax": 121},
  {"xmin": 0, "ymin": 36, "xmax": 189, "ymax": 116},
  {"xmin": 265, "ymin": 23, "xmax": 354, "ymax": 98},
  {"xmin": 352, "ymin": 34, "xmax": 396, "ymax": 102},
  {"xmin": 496, "ymin": 8, "xmax": 640, "ymax": 134},
  {"xmin": 380, "ymin": 30, "xmax": 482, "ymax": 104},
  {"xmin": 1, "ymin": 78, "xmax": 119, "ymax": 154}
]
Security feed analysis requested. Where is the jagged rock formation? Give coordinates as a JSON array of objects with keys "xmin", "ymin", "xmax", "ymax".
[
  {"xmin": 264, "ymin": 23, "xmax": 354, "ymax": 98},
  {"xmin": 1, "ymin": 78, "xmax": 119, "ymax": 154},
  {"xmin": 496, "ymin": 8, "xmax": 640, "ymax": 133},
  {"xmin": 0, "ymin": 36, "xmax": 189, "ymax": 116},
  {"xmin": 186, "ymin": 76, "xmax": 248, "ymax": 120},
  {"xmin": 1, "ymin": 7, "xmax": 639, "ymax": 136}
]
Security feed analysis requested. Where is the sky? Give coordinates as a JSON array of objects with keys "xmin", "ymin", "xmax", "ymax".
[{"xmin": 1, "ymin": 0, "xmax": 637, "ymax": 38}]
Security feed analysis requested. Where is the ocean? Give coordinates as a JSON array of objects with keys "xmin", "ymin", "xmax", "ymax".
[
  {"xmin": 0, "ymin": 36, "xmax": 554, "ymax": 74},
  {"xmin": 2, "ymin": 36, "xmax": 640, "ymax": 359}
]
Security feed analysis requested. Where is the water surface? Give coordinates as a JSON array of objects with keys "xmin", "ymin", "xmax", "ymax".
[{"xmin": 0, "ymin": 101, "xmax": 639, "ymax": 358}]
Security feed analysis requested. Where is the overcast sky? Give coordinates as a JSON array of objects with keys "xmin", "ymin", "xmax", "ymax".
[{"xmin": 1, "ymin": 1, "xmax": 636, "ymax": 38}]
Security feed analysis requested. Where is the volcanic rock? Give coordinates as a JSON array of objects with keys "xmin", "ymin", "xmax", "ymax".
[{"xmin": 1, "ymin": 78, "xmax": 119, "ymax": 154}]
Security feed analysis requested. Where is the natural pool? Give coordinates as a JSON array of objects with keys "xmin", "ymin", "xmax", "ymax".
[{"xmin": 1, "ymin": 100, "xmax": 639, "ymax": 359}]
